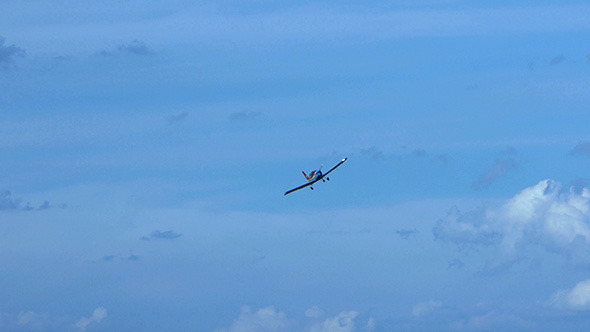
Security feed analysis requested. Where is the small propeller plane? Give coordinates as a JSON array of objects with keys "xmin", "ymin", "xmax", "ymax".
[{"xmin": 284, "ymin": 158, "xmax": 348, "ymax": 195}]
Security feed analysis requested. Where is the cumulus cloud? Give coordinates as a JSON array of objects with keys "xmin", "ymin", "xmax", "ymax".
[
  {"xmin": 140, "ymin": 230, "xmax": 182, "ymax": 241},
  {"xmin": 0, "ymin": 37, "xmax": 25, "ymax": 66},
  {"xmin": 435, "ymin": 179, "xmax": 590, "ymax": 264},
  {"xmin": 412, "ymin": 300, "xmax": 442, "ymax": 317},
  {"xmin": 472, "ymin": 158, "xmax": 517, "ymax": 190},
  {"xmin": 309, "ymin": 311, "xmax": 359, "ymax": 332},
  {"xmin": 216, "ymin": 306, "xmax": 288, "ymax": 332},
  {"xmin": 550, "ymin": 279, "xmax": 590, "ymax": 310},
  {"xmin": 74, "ymin": 307, "xmax": 107, "ymax": 332},
  {"xmin": 570, "ymin": 142, "xmax": 590, "ymax": 157}
]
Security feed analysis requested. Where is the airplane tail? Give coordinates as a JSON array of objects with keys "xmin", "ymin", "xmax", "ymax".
[{"xmin": 302, "ymin": 171, "xmax": 310, "ymax": 180}]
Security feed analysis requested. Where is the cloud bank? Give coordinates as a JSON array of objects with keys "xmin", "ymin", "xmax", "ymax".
[{"xmin": 435, "ymin": 179, "xmax": 590, "ymax": 263}]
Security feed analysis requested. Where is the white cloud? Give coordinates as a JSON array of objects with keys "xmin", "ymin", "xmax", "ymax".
[
  {"xmin": 216, "ymin": 306, "xmax": 288, "ymax": 332},
  {"xmin": 309, "ymin": 311, "xmax": 359, "ymax": 332},
  {"xmin": 218, "ymin": 307, "xmax": 370, "ymax": 332},
  {"xmin": 550, "ymin": 279, "xmax": 590, "ymax": 310},
  {"xmin": 412, "ymin": 300, "xmax": 443, "ymax": 317},
  {"xmin": 74, "ymin": 307, "xmax": 107, "ymax": 332},
  {"xmin": 434, "ymin": 179, "xmax": 590, "ymax": 261}
]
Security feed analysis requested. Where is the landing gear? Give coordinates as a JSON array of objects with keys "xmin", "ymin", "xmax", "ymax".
[
  {"xmin": 322, "ymin": 179, "xmax": 325, "ymax": 182},
  {"xmin": 311, "ymin": 187, "xmax": 314, "ymax": 190},
  {"xmin": 327, "ymin": 177, "xmax": 330, "ymax": 181}
]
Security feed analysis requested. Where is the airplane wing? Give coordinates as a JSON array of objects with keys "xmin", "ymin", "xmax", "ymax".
[
  {"xmin": 284, "ymin": 178, "xmax": 321, "ymax": 196},
  {"xmin": 322, "ymin": 158, "xmax": 348, "ymax": 177},
  {"xmin": 283, "ymin": 158, "xmax": 347, "ymax": 196}
]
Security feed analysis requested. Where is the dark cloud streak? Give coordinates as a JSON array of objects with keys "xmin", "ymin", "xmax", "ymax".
[
  {"xmin": 472, "ymin": 158, "xmax": 517, "ymax": 190},
  {"xmin": 141, "ymin": 230, "xmax": 182, "ymax": 241},
  {"xmin": 0, "ymin": 37, "xmax": 25, "ymax": 67}
]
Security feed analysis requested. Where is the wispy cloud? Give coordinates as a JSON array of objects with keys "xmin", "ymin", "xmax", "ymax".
[
  {"xmin": 140, "ymin": 230, "xmax": 182, "ymax": 241},
  {"xmin": 304, "ymin": 306, "xmax": 325, "ymax": 318},
  {"xmin": 570, "ymin": 141, "xmax": 590, "ymax": 157},
  {"xmin": 167, "ymin": 111, "xmax": 189, "ymax": 125},
  {"xmin": 99, "ymin": 40, "xmax": 153, "ymax": 57},
  {"xmin": 117, "ymin": 40, "xmax": 153, "ymax": 56},
  {"xmin": 359, "ymin": 147, "xmax": 386, "ymax": 161},
  {"xmin": 74, "ymin": 307, "xmax": 107, "ymax": 332},
  {"xmin": 472, "ymin": 158, "xmax": 517, "ymax": 190},
  {"xmin": 550, "ymin": 279, "xmax": 590, "ymax": 310},
  {"xmin": 549, "ymin": 55, "xmax": 566, "ymax": 65},
  {"xmin": 412, "ymin": 300, "xmax": 442, "ymax": 317},
  {"xmin": 448, "ymin": 258, "xmax": 465, "ymax": 269},
  {"xmin": 396, "ymin": 228, "xmax": 418, "ymax": 240}
]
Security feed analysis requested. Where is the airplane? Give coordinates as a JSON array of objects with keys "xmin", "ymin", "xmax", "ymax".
[{"xmin": 284, "ymin": 158, "xmax": 348, "ymax": 196}]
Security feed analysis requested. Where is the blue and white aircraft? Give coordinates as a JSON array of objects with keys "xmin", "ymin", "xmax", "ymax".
[{"xmin": 284, "ymin": 158, "xmax": 347, "ymax": 195}]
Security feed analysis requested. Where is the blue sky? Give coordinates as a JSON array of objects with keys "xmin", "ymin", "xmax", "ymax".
[{"xmin": 1, "ymin": 1, "xmax": 590, "ymax": 331}]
